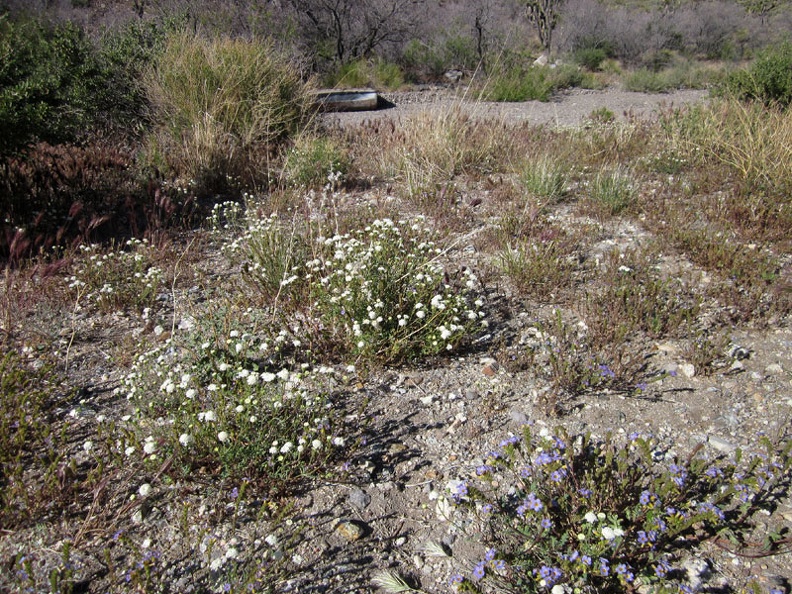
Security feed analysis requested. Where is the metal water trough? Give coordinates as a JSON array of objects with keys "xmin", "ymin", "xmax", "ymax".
[{"xmin": 313, "ymin": 88, "xmax": 379, "ymax": 112}]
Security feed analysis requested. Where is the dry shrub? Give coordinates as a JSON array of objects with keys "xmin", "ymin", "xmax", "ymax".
[
  {"xmin": 144, "ymin": 32, "xmax": 312, "ymax": 196},
  {"xmin": 0, "ymin": 141, "xmax": 142, "ymax": 262},
  {"xmin": 348, "ymin": 106, "xmax": 512, "ymax": 198},
  {"xmin": 667, "ymin": 99, "xmax": 792, "ymax": 241}
]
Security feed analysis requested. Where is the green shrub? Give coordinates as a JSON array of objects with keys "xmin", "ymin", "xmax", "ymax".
[
  {"xmin": 723, "ymin": 41, "xmax": 792, "ymax": 107},
  {"xmin": 487, "ymin": 64, "xmax": 583, "ymax": 102},
  {"xmin": 0, "ymin": 15, "xmax": 134, "ymax": 155},
  {"xmin": 283, "ymin": 135, "xmax": 350, "ymax": 188},
  {"xmin": 402, "ymin": 35, "xmax": 480, "ymax": 80},
  {"xmin": 144, "ymin": 32, "xmax": 312, "ymax": 195},
  {"xmin": 573, "ymin": 47, "xmax": 608, "ymax": 71}
]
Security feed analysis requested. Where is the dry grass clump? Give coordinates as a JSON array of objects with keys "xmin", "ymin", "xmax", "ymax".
[
  {"xmin": 144, "ymin": 32, "xmax": 313, "ymax": 196},
  {"xmin": 347, "ymin": 106, "xmax": 513, "ymax": 197}
]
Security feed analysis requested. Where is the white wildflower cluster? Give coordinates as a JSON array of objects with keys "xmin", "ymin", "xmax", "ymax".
[
  {"xmin": 306, "ymin": 218, "xmax": 487, "ymax": 360},
  {"xmin": 114, "ymin": 329, "xmax": 347, "ymax": 474},
  {"xmin": 66, "ymin": 240, "xmax": 163, "ymax": 312}
]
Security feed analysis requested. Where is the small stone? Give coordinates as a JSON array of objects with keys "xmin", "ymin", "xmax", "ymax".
[
  {"xmin": 419, "ymin": 395, "xmax": 435, "ymax": 406},
  {"xmin": 413, "ymin": 554, "xmax": 424, "ymax": 569},
  {"xmin": 131, "ymin": 509, "xmax": 144, "ymax": 524},
  {"xmin": 335, "ymin": 520, "xmax": 365, "ymax": 542},
  {"xmin": 482, "ymin": 360, "xmax": 500, "ymax": 377},
  {"xmin": 679, "ymin": 363, "xmax": 696, "ymax": 378},
  {"xmin": 729, "ymin": 345, "xmax": 751, "ymax": 360},
  {"xmin": 408, "ymin": 375, "xmax": 424, "ymax": 386},
  {"xmin": 464, "ymin": 389, "xmax": 478, "ymax": 399},
  {"xmin": 389, "ymin": 443, "xmax": 408, "ymax": 455},
  {"xmin": 395, "ymin": 536, "xmax": 407, "ymax": 547},
  {"xmin": 681, "ymin": 557, "xmax": 710, "ymax": 590},
  {"xmin": 728, "ymin": 360, "xmax": 744, "ymax": 373},
  {"xmin": 348, "ymin": 487, "xmax": 371, "ymax": 510},
  {"xmin": 509, "ymin": 408, "xmax": 529, "ymax": 426},
  {"xmin": 708, "ymin": 435, "xmax": 737, "ymax": 454},
  {"xmin": 765, "ymin": 363, "xmax": 784, "ymax": 375}
]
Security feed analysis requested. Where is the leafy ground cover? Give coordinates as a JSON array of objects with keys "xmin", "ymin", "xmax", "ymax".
[{"xmin": 1, "ymin": 89, "xmax": 791, "ymax": 594}]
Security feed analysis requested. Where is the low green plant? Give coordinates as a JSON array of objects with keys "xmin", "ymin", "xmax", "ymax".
[
  {"xmin": 486, "ymin": 64, "xmax": 583, "ymax": 102},
  {"xmin": 116, "ymin": 313, "xmax": 346, "ymax": 490},
  {"xmin": 308, "ymin": 217, "xmax": 487, "ymax": 362},
  {"xmin": 222, "ymin": 207, "xmax": 488, "ymax": 363},
  {"xmin": 722, "ymin": 41, "xmax": 792, "ymax": 107},
  {"xmin": 520, "ymin": 157, "xmax": 569, "ymax": 202},
  {"xmin": 283, "ymin": 136, "xmax": 350, "ymax": 188},
  {"xmin": 498, "ymin": 239, "xmax": 576, "ymax": 301},
  {"xmin": 625, "ymin": 60, "xmax": 721, "ymax": 93},
  {"xmin": 0, "ymin": 351, "xmax": 72, "ymax": 526},
  {"xmin": 587, "ymin": 166, "xmax": 636, "ymax": 216},
  {"xmin": 587, "ymin": 107, "xmax": 615, "ymax": 125},
  {"xmin": 325, "ymin": 58, "xmax": 404, "ymax": 90},
  {"xmin": 582, "ymin": 250, "xmax": 700, "ymax": 344},
  {"xmin": 392, "ymin": 108, "xmax": 506, "ymax": 197},
  {"xmin": 527, "ymin": 311, "xmax": 650, "ymax": 403},
  {"xmin": 448, "ymin": 426, "xmax": 791, "ymax": 593}
]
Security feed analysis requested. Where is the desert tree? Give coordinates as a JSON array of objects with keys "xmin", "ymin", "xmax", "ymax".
[
  {"xmin": 523, "ymin": 0, "xmax": 564, "ymax": 53},
  {"xmin": 739, "ymin": 0, "xmax": 788, "ymax": 23},
  {"xmin": 285, "ymin": 0, "xmax": 424, "ymax": 64}
]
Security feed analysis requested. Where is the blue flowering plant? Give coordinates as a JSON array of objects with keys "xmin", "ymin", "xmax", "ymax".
[{"xmin": 451, "ymin": 425, "xmax": 791, "ymax": 593}]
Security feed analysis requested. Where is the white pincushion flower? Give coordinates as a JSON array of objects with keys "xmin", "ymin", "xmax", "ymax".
[
  {"xmin": 261, "ymin": 372, "xmax": 276, "ymax": 383},
  {"xmin": 311, "ymin": 439, "xmax": 323, "ymax": 451},
  {"xmin": 138, "ymin": 483, "xmax": 151, "ymax": 497},
  {"xmin": 218, "ymin": 431, "xmax": 229, "ymax": 443},
  {"xmin": 280, "ymin": 442, "xmax": 293, "ymax": 453},
  {"xmin": 179, "ymin": 433, "xmax": 193, "ymax": 447},
  {"xmin": 143, "ymin": 438, "xmax": 157, "ymax": 455},
  {"xmin": 332, "ymin": 437, "xmax": 345, "ymax": 447},
  {"xmin": 246, "ymin": 374, "xmax": 258, "ymax": 386},
  {"xmin": 601, "ymin": 526, "xmax": 623, "ymax": 540},
  {"xmin": 584, "ymin": 512, "xmax": 598, "ymax": 523}
]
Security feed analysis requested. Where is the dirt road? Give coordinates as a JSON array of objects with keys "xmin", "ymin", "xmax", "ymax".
[{"xmin": 321, "ymin": 87, "xmax": 709, "ymax": 128}]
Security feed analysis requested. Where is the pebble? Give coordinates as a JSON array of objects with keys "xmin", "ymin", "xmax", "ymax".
[
  {"xmin": 679, "ymin": 363, "xmax": 696, "ymax": 378},
  {"xmin": 348, "ymin": 487, "xmax": 371, "ymax": 510},
  {"xmin": 509, "ymin": 409, "xmax": 529, "ymax": 426},
  {"xmin": 395, "ymin": 536, "xmax": 407, "ymax": 547},
  {"xmin": 707, "ymin": 435, "xmax": 737, "ymax": 454},
  {"xmin": 335, "ymin": 520, "xmax": 365, "ymax": 542},
  {"xmin": 482, "ymin": 361, "xmax": 499, "ymax": 377},
  {"xmin": 765, "ymin": 363, "xmax": 783, "ymax": 375}
]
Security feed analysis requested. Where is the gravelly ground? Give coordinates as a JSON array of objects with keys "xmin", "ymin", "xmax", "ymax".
[
  {"xmin": 321, "ymin": 87, "xmax": 709, "ymax": 128},
  {"xmin": 2, "ymin": 86, "xmax": 790, "ymax": 594}
]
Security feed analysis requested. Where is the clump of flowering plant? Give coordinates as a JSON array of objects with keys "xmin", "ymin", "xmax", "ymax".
[
  {"xmin": 66, "ymin": 239, "xmax": 164, "ymax": 313},
  {"xmin": 450, "ymin": 425, "xmax": 791, "ymax": 593},
  {"xmin": 116, "ymin": 317, "xmax": 348, "ymax": 491},
  {"xmin": 223, "ymin": 208, "xmax": 488, "ymax": 364},
  {"xmin": 308, "ymin": 217, "xmax": 486, "ymax": 363}
]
